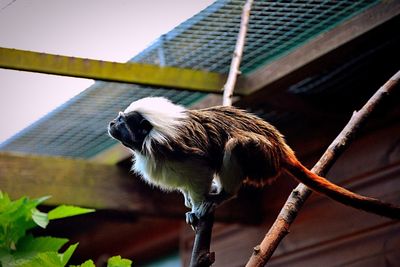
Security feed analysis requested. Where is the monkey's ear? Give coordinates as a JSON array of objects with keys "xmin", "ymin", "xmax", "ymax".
[{"xmin": 140, "ymin": 119, "xmax": 153, "ymax": 135}]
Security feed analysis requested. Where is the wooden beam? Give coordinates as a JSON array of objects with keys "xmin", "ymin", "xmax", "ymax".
[
  {"xmin": 240, "ymin": 1, "xmax": 400, "ymax": 95},
  {"xmin": 60, "ymin": 216, "xmax": 183, "ymax": 264},
  {"xmin": 0, "ymin": 47, "xmax": 238, "ymax": 93},
  {"xmin": 0, "ymin": 152, "xmax": 261, "ymax": 223}
]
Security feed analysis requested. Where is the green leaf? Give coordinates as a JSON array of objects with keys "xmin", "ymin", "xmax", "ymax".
[
  {"xmin": 0, "ymin": 191, "xmax": 11, "ymax": 210},
  {"xmin": 17, "ymin": 251, "xmax": 64, "ymax": 267},
  {"xmin": 31, "ymin": 209, "xmax": 49, "ymax": 229},
  {"xmin": 107, "ymin": 255, "xmax": 132, "ymax": 267},
  {"xmin": 48, "ymin": 205, "xmax": 95, "ymax": 220},
  {"xmin": 16, "ymin": 235, "xmax": 69, "ymax": 253},
  {"xmin": 17, "ymin": 243, "xmax": 78, "ymax": 266},
  {"xmin": 0, "ymin": 248, "xmax": 14, "ymax": 266},
  {"xmin": 9, "ymin": 240, "xmax": 76, "ymax": 267},
  {"xmin": 71, "ymin": 259, "xmax": 96, "ymax": 267},
  {"xmin": 32, "ymin": 196, "xmax": 51, "ymax": 206},
  {"xmin": 0, "ymin": 194, "xmax": 47, "ymax": 249},
  {"xmin": 60, "ymin": 243, "xmax": 78, "ymax": 266},
  {"xmin": 0, "ymin": 197, "xmax": 29, "ymax": 224}
]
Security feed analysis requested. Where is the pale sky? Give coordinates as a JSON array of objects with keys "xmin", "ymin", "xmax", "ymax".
[{"xmin": 0, "ymin": 0, "xmax": 214, "ymax": 144}]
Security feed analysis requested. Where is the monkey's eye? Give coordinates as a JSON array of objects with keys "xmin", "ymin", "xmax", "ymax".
[{"xmin": 140, "ymin": 119, "xmax": 152, "ymax": 135}]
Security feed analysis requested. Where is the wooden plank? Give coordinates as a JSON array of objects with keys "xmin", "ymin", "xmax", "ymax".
[
  {"xmin": 0, "ymin": 152, "xmax": 170, "ymax": 213},
  {"xmin": 0, "ymin": 152, "xmax": 261, "ymax": 223},
  {"xmin": 69, "ymin": 217, "xmax": 183, "ymax": 265},
  {"xmin": 0, "ymin": 47, "xmax": 235, "ymax": 93},
  {"xmin": 240, "ymin": 1, "xmax": 400, "ymax": 95},
  {"xmin": 89, "ymin": 143, "xmax": 132, "ymax": 165},
  {"xmin": 271, "ymin": 164, "xmax": 400, "ymax": 256},
  {"xmin": 268, "ymin": 222, "xmax": 400, "ymax": 267},
  {"xmin": 325, "ymin": 123, "xmax": 400, "ymax": 185}
]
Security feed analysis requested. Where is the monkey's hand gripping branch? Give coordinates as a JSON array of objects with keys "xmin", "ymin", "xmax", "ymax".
[{"xmin": 186, "ymin": 191, "xmax": 231, "ymax": 229}]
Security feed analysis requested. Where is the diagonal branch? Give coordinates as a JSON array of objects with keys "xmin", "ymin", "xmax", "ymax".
[
  {"xmin": 245, "ymin": 70, "xmax": 400, "ymax": 267},
  {"xmin": 189, "ymin": 0, "xmax": 253, "ymax": 266}
]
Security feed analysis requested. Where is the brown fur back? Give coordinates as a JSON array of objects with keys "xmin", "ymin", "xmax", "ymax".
[{"xmin": 150, "ymin": 105, "xmax": 294, "ymax": 185}]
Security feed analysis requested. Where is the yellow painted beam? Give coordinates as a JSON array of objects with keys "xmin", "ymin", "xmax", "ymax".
[{"xmin": 0, "ymin": 47, "xmax": 240, "ymax": 93}]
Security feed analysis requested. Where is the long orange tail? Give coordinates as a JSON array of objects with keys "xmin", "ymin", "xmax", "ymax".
[{"xmin": 284, "ymin": 157, "xmax": 400, "ymax": 220}]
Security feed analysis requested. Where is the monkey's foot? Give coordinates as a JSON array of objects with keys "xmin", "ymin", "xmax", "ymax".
[
  {"xmin": 195, "ymin": 201, "xmax": 217, "ymax": 219},
  {"xmin": 186, "ymin": 211, "xmax": 198, "ymax": 227},
  {"xmin": 205, "ymin": 190, "xmax": 231, "ymax": 206},
  {"xmin": 185, "ymin": 201, "xmax": 217, "ymax": 229}
]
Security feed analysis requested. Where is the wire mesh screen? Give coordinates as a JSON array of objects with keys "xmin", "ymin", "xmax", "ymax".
[
  {"xmin": 0, "ymin": 84, "xmax": 204, "ymax": 158},
  {"xmin": 133, "ymin": 0, "xmax": 378, "ymax": 74},
  {"xmin": 0, "ymin": 0, "xmax": 379, "ymax": 158}
]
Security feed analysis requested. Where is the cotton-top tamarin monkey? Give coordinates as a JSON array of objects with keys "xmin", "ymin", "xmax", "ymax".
[{"xmin": 108, "ymin": 97, "xmax": 400, "ymax": 224}]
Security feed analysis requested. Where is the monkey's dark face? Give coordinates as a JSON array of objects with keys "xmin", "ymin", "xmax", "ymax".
[{"xmin": 108, "ymin": 111, "xmax": 152, "ymax": 151}]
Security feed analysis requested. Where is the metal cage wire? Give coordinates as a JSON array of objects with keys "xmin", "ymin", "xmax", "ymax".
[{"xmin": 0, "ymin": 0, "xmax": 379, "ymax": 158}]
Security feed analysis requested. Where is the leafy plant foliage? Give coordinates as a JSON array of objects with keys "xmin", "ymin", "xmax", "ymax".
[{"xmin": 0, "ymin": 192, "xmax": 132, "ymax": 267}]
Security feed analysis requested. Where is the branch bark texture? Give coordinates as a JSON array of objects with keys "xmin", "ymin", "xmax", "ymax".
[
  {"xmin": 245, "ymin": 70, "xmax": 400, "ymax": 267},
  {"xmin": 189, "ymin": 1, "xmax": 253, "ymax": 266},
  {"xmin": 222, "ymin": 0, "xmax": 253, "ymax": 106}
]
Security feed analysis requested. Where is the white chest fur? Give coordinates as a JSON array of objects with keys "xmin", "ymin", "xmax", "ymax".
[{"xmin": 132, "ymin": 151, "xmax": 214, "ymax": 194}]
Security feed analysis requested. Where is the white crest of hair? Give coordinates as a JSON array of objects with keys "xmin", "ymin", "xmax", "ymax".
[{"xmin": 124, "ymin": 97, "xmax": 187, "ymax": 155}]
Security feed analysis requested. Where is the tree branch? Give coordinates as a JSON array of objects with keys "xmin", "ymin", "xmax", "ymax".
[
  {"xmin": 189, "ymin": 212, "xmax": 215, "ymax": 267},
  {"xmin": 189, "ymin": 1, "xmax": 253, "ymax": 266},
  {"xmin": 245, "ymin": 70, "xmax": 400, "ymax": 267},
  {"xmin": 222, "ymin": 0, "xmax": 253, "ymax": 106}
]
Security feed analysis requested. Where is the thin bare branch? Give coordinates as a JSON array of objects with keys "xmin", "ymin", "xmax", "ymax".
[
  {"xmin": 1, "ymin": 0, "xmax": 17, "ymax": 11},
  {"xmin": 189, "ymin": 1, "xmax": 254, "ymax": 266},
  {"xmin": 189, "ymin": 212, "xmax": 215, "ymax": 267},
  {"xmin": 245, "ymin": 70, "xmax": 400, "ymax": 267},
  {"xmin": 222, "ymin": 0, "xmax": 253, "ymax": 106}
]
